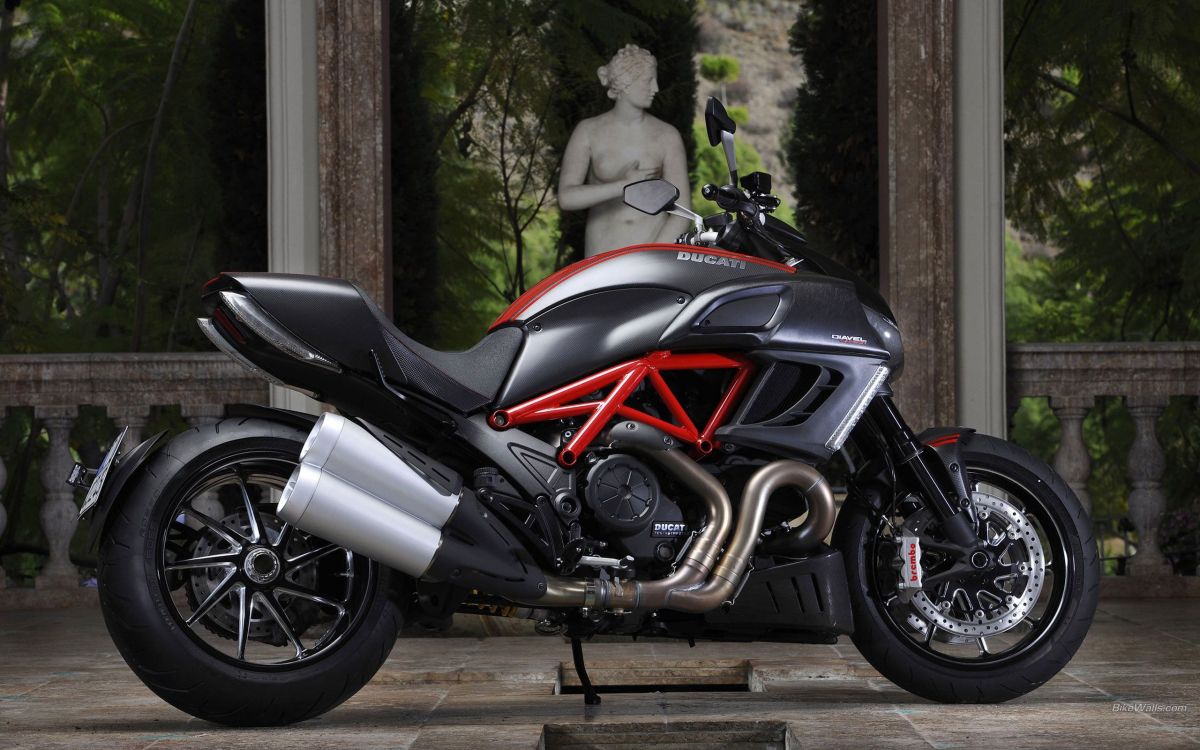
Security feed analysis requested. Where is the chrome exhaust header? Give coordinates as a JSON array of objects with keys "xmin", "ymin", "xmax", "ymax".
[{"xmin": 531, "ymin": 422, "xmax": 835, "ymax": 613}]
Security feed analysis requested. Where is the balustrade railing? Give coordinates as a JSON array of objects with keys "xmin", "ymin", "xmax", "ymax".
[
  {"xmin": 1008, "ymin": 342, "xmax": 1200, "ymax": 577},
  {"xmin": 0, "ymin": 353, "xmax": 268, "ymax": 591},
  {"xmin": 1, "ymin": 344, "xmax": 1197, "ymax": 598}
]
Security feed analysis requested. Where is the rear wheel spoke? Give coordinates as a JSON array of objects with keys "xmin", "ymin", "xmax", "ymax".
[
  {"xmin": 258, "ymin": 591, "xmax": 305, "ymax": 659},
  {"xmin": 166, "ymin": 552, "xmax": 239, "ymax": 572},
  {"xmin": 287, "ymin": 543, "xmax": 341, "ymax": 569},
  {"xmin": 181, "ymin": 506, "xmax": 248, "ymax": 549},
  {"xmin": 186, "ymin": 568, "xmax": 239, "ymax": 627},
  {"xmin": 235, "ymin": 585, "xmax": 253, "ymax": 660},
  {"xmin": 275, "ymin": 584, "xmax": 348, "ymax": 613},
  {"xmin": 235, "ymin": 473, "xmax": 264, "ymax": 543}
]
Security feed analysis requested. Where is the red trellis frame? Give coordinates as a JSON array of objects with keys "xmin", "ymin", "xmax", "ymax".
[{"xmin": 489, "ymin": 351, "xmax": 756, "ymax": 467}]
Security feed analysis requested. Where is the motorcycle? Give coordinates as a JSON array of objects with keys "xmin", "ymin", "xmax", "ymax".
[{"xmin": 74, "ymin": 97, "xmax": 1098, "ymax": 725}]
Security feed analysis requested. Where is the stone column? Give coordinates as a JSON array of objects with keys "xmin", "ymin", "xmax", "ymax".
[
  {"xmin": 953, "ymin": 0, "xmax": 1006, "ymax": 438},
  {"xmin": 108, "ymin": 406, "xmax": 151, "ymax": 444},
  {"xmin": 1050, "ymin": 395, "xmax": 1093, "ymax": 516},
  {"xmin": 878, "ymin": 0, "xmax": 957, "ymax": 431},
  {"xmin": 316, "ymin": 0, "xmax": 392, "ymax": 313},
  {"xmin": 0, "ymin": 450, "xmax": 7, "ymax": 587},
  {"xmin": 35, "ymin": 406, "xmax": 79, "ymax": 589},
  {"xmin": 1126, "ymin": 395, "xmax": 1172, "ymax": 576},
  {"xmin": 266, "ymin": 0, "xmax": 324, "ymax": 417}
]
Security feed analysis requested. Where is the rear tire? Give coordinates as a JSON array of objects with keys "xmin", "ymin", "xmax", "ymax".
[
  {"xmin": 834, "ymin": 434, "xmax": 1099, "ymax": 703},
  {"xmin": 98, "ymin": 418, "xmax": 400, "ymax": 726}
]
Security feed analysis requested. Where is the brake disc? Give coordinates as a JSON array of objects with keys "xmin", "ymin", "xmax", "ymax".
[
  {"xmin": 185, "ymin": 508, "xmax": 319, "ymax": 643},
  {"xmin": 903, "ymin": 490, "xmax": 1047, "ymax": 638}
]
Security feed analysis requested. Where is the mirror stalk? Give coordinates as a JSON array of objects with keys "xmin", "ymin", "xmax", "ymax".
[
  {"xmin": 721, "ymin": 131, "xmax": 738, "ymax": 186},
  {"xmin": 667, "ymin": 206, "xmax": 705, "ymax": 234}
]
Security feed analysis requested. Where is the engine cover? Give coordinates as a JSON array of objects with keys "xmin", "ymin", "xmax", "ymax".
[
  {"xmin": 584, "ymin": 455, "xmax": 660, "ymax": 534},
  {"xmin": 583, "ymin": 454, "xmax": 686, "ymax": 564}
]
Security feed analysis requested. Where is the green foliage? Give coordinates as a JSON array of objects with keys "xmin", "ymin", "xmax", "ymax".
[
  {"xmin": 690, "ymin": 119, "xmax": 761, "ymax": 209},
  {"xmin": 698, "ymin": 53, "xmax": 739, "ymax": 84},
  {"xmin": 0, "ymin": 0, "xmax": 263, "ymax": 353},
  {"xmin": 786, "ymin": 0, "xmax": 878, "ymax": 286},
  {"xmin": 546, "ymin": 0, "xmax": 699, "ymax": 266},
  {"xmin": 1005, "ymin": 0, "xmax": 1200, "ymax": 341},
  {"xmin": 1004, "ymin": 1, "xmax": 1200, "ymax": 518}
]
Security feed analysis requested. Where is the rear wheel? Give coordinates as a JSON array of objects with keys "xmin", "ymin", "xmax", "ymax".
[
  {"xmin": 834, "ymin": 433, "xmax": 1099, "ymax": 702},
  {"xmin": 98, "ymin": 418, "xmax": 400, "ymax": 725}
]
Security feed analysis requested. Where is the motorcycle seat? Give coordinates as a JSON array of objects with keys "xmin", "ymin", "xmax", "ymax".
[
  {"xmin": 364, "ymin": 295, "xmax": 523, "ymax": 412},
  {"xmin": 219, "ymin": 273, "xmax": 522, "ymax": 413}
]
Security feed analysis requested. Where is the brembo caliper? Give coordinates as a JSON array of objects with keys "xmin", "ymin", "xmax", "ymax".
[{"xmin": 895, "ymin": 531, "xmax": 923, "ymax": 602}]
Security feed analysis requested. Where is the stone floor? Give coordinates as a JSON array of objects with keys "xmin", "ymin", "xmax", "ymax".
[{"xmin": 1, "ymin": 600, "xmax": 1198, "ymax": 749}]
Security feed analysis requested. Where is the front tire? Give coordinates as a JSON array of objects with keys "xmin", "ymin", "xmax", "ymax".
[
  {"xmin": 834, "ymin": 433, "xmax": 1099, "ymax": 703},
  {"xmin": 98, "ymin": 418, "xmax": 400, "ymax": 726}
]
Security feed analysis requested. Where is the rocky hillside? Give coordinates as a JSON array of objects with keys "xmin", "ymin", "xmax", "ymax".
[{"xmin": 695, "ymin": 0, "xmax": 804, "ymax": 205}]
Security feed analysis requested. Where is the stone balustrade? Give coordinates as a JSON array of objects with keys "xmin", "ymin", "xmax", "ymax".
[
  {"xmin": 0, "ymin": 353, "xmax": 268, "ymax": 591},
  {"xmin": 1008, "ymin": 342, "xmax": 1200, "ymax": 577},
  {"xmin": 1, "ymin": 344, "xmax": 1197, "ymax": 598}
]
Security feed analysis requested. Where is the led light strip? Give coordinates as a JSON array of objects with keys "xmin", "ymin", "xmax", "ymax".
[
  {"xmin": 198, "ymin": 317, "xmax": 319, "ymax": 397},
  {"xmin": 825, "ymin": 363, "xmax": 890, "ymax": 452}
]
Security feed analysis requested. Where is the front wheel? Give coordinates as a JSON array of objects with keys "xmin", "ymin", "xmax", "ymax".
[
  {"xmin": 97, "ymin": 418, "xmax": 400, "ymax": 725},
  {"xmin": 834, "ymin": 433, "xmax": 1099, "ymax": 703}
]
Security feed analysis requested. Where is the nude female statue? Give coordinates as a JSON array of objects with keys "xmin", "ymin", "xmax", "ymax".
[{"xmin": 558, "ymin": 45, "xmax": 691, "ymax": 257}]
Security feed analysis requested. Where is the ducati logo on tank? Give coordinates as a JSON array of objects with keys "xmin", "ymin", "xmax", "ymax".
[{"xmin": 676, "ymin": 250, "xmax": 748, "ymax": 270}]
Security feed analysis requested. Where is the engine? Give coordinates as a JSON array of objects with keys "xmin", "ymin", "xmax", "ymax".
[{"xmin": 580, "ymin": 454, "xmax": 687, "ymax": 566}]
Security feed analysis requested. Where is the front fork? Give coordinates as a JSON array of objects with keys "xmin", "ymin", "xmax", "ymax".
[{"xmin": 865, "ymin": 395, "xmax": 982, "ymax": 551}]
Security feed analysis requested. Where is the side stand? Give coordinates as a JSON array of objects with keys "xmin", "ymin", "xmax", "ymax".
[{"xmin": 570, "ymin": 637, "xmax": 601, "ymax": 705}]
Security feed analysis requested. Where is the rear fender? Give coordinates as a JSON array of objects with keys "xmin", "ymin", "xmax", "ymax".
[
  {"xmin": 83, "ymin": 430, "xmax": 169, "ymax": 549},
  {"xmin": 85, "ymin": 404, "xmax": 320, "ymax": 549}
]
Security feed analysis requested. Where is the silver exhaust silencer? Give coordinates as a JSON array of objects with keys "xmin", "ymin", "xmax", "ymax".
[{"xmin": 278, "ymin": 413, "xmax": 461, "ymax": 577}]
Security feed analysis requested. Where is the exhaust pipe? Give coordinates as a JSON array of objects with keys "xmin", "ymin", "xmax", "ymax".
[
  {"xmin": 280, "ymin": 414, "xmax": 832, "ymax": 616},
  {"xmin": 278, "ymin": 414, "xmax": 547, "ymax": 601},
  {"xmin": 278, "ymin": 413, "xmax": 458, "ymax": 577}
]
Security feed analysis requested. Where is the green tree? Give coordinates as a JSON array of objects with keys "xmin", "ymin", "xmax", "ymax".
[
  {"xmin": 786, "ymin": 0, "xmax": 878, "ymax": 287},
  {"xmin": 698, "ymin": 53, "xmax": 739, "ymax": 102},
  {"xmin": 1004, "ymin": 1, "xmax": 1200, "ymax": 520},
  {"xmin": 0, "ymin": 0, "xmax": 244, "ymax": 353}
]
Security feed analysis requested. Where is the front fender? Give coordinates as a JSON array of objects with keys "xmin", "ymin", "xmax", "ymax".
[{"xmin": 916, "ymin": 426, "xmax": 977, "ymax": 505}]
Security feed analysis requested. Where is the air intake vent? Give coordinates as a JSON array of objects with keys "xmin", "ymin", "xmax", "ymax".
[{"xmin": 741, "ymin": 363, "xmax": 841, "ymax": 426}]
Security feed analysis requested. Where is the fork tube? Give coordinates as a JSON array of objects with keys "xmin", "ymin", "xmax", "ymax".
[{"xmin": 866, "ymin": 396, "xmax": 980, "ymax": 548}]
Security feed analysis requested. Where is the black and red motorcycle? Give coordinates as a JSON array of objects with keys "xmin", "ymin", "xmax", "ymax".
[{"xmin": 76, "ymin": 98, "xmax": 1098, "ymax": 725}]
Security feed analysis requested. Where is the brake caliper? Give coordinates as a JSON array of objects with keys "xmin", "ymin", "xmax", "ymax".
[{"xmin": 896, "ymin": 531, "xmax": 923, "ymax": 601}]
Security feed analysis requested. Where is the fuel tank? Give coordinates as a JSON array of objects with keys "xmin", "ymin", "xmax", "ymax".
[
  {"xmin": 491, "ymin": 244, "xmax": 794, "ymax": 405},
  {"xmin": 491, "ymin": 243, "xmax": 902, "ymax": 411}
]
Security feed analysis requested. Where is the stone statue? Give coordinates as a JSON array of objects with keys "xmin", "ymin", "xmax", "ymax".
[{"xmin": 558, "ymin": 44, "xmax": 691, "ymax": 258}]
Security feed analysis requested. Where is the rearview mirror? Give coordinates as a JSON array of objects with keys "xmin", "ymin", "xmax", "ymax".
[
  {"xmin": 623, "ymin": 179, "xmax": 680, "ymax": 216},
  {"xmin": 705, "ymin": 97, "xmax": 736, "ymax": 147}
]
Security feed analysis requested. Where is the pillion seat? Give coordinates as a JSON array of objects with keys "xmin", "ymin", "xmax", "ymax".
[{"xmin": 218, "ymin": 273, "xmax": 523, "ymax": 412}]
